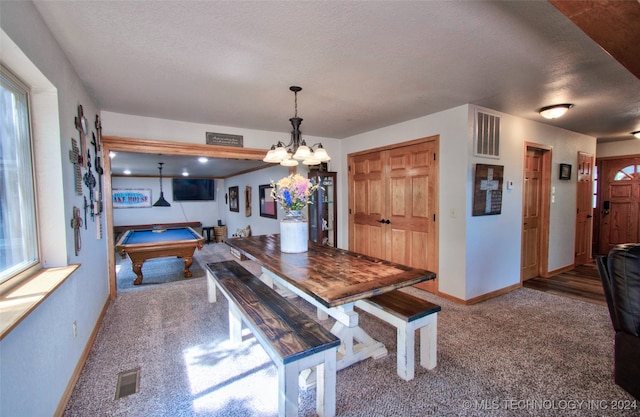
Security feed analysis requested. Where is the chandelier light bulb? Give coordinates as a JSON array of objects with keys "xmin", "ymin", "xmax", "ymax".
[
  {"xmin": 293, "ymin": 144, "xmax": 311, "ymax": 160},
  {"xmin": 263, "ymin": 148, "xmax": 280, "ymax": 163},
  {"xmin": 314, "ymin": 146, "xmax": 331, "ymax": 162},
  {"xmin": 280, "ymin": 157, "xmax": 299, "ymax": 167},
  {"xmin": 303, "ymin": 156, "xmax": 321, "ymax": 165},
  {"xmin": 273, "ymin": 145, "xmax": 288, "ymax": 160}
]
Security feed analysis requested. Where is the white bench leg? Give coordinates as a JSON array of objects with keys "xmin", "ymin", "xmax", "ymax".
[
  {"xmin": 206, "ymin": 271, "xmax": 217, "ymax": 303},
  {"xmin": 278, "ymin": 362, "xmax": 299, "ymax": 417},
  {"xmin": 420, "ymin": 314, "xmax": 437, "ymax": 370},
  {"xmin": 317, "ymin": 307, "xmax": 328, "ymax": 321},
  {"xmin": 261, "ymin": 269, "xmax": 297, "ymax": 298},
  {"xmin": 395, "ymin": 314, "xmax": 439, "ymax": 380},
  {"xmin": 316, "ymin": 349, "xmax": 337, "ymax": 417},
  {"xmin": 259, "ymin": 272, "xmax": 274, "ymax": 288},
  {"xmin": 396, "ymin": 323, "xmax": 415, "ymax": 381},
  {"xmin": 228, "ymin": 303, "xmax": 243, "ymax": 344}
]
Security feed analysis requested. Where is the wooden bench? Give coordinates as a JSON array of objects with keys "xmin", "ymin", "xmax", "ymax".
[
  {"xmin": 206, "ymin": 260, "xmax": 340, "ymax": 417},
  {"xmin": 356, "ymin": 290, "xmax": 441, "ymax": 381}
]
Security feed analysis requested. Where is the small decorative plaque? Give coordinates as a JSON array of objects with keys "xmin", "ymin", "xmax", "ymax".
[{"xmin": 206, "ymin": 132, "xmax": 243, "ymax": 147}]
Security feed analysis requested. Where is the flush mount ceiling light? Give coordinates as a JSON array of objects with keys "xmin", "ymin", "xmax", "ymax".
[
  {"xmin": 539, "ymin": 103, "xmax": 574, "ymax": 119},
  {"xmin": 153, "ymin": 162, "xmax": 171, "ymax": 207},
  {"xmin": 263, "ymin": 86, "xmax": 331, "ymax": 167},
  {"xmin": 632, "ymin": 131, "xmax": 640, "ymax": 139}
]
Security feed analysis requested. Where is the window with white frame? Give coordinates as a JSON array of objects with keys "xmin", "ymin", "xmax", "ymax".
[{"xmin": 0, "ymin": 65, "xmax": 39, "ymax": 285}]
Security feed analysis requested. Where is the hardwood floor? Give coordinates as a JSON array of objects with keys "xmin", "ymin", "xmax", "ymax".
[{"xmin": 523, "ymin": 262, "xmax": 606, "ymax": 306}]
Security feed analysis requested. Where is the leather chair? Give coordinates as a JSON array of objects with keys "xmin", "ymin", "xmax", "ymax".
[{"xmin": 596, "ymin": 243, "xmax": 640, "ymax": 400}]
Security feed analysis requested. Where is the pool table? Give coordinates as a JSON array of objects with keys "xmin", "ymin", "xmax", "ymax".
[{"xmin": 115, "ymin": 227, "xmax": 205, "ymax": 285}]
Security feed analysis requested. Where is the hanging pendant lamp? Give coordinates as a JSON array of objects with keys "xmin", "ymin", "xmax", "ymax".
[{"xmin": 153, "ymin": 162, "xmax": 171, "ymax": 207}]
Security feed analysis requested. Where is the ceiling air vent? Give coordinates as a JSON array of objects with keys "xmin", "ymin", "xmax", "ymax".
[{"xmin": 474, "ymin": 110, "xmax": 500, "ymax": 158}]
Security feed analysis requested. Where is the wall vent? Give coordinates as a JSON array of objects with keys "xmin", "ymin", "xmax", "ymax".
[{"xmin": 474, "ymin": 110, "xmax": 500, "ymax": 158}]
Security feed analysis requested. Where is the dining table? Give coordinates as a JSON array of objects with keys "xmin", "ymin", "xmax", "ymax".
[{"xmin": 221, "ymin": 234, "xmax": 436, "ymax": 384}]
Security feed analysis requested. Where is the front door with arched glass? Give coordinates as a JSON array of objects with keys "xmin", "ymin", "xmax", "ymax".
[{"xmin": 596, "ymin": 156, "xmax": 640, "ymax": 254}]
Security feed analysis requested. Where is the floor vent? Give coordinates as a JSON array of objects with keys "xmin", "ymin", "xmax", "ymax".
[
  {"xmin": 475, "ymin": 110, "xmax": 500, "ymax": 158},
  {"xmin": 115, "ymin": 368, "xmax": 140, "ymax": 400}
]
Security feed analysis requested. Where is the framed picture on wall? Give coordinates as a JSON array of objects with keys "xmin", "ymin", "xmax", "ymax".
[
  {"xmin": 259, "ymin": 184, "xmax": 277, "ymax": 219},
  {"xmin": 472, "ymin": 164, "xmax": 504, "ymax": 216},
  {"xmin": 245, "ymin": 186, "xmax": 252, "ymax": 217},
  {"xmin": 559, "ymin": 163, "xmax": 572, "ymax": 180},
  {"xmin": 229, "ymin": 186, "xmax": 239, "ymax": 212}
]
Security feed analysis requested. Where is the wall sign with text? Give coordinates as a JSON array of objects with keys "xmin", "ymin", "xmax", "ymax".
[
  {"xmin": 206, "ymin": 132, "xmax": 243, "ymax": 147},
  {"xmin": 112, "ymin": 189, "xmax": 152, "ymax": 208}
]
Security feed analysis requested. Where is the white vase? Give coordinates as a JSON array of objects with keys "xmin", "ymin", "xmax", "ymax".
[{"xmin": 280, "ymin": 210, "xmax": 308, "ymax": 253}]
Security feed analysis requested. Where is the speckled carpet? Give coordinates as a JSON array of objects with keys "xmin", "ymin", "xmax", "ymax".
[{"xmin": 64, "ymin": 243, "xmax": 637, "ymax": 417}]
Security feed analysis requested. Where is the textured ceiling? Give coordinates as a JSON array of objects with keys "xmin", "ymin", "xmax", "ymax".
[{"xmin": 30, "ymin": 0, "xmax": 640, "ymax": 176}]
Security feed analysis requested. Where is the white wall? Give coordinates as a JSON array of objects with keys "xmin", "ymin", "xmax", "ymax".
[
  {"xmin": 101, "ymin": 111, "xmax": 342, "ymax": 170},
  {"xmin": 466, "ymin": 106, "xmax": 522, "ymax": 300},
  {"xmin": 1, "ymin": 3, "xmax": 109, "ymax": 416},
  {"xmin": 467, "ymin": 106, "xmax": 596, "ymax": 299},
  {"xmin": 111, "ymin": 176, "xmax": 223, "ymax": 228},
  {"xmin": 341, "ymin": 104, "xmax": 596, "ymax": 301},
  {"xmin": 596, "ymin": 139, "xmax": 640, "ymax": 158},
  {"xmin": 224, "ymin": 165, "xmax": 293, "ymax": 237}
]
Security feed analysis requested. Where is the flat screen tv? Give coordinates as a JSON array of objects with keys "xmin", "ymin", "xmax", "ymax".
[{"xmin": 172, "ymin": 178, "xmax": 215, "ymax": 201}]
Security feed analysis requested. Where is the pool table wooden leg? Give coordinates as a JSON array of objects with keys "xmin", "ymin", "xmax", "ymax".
[
  {"xmin": 183, "ymin": 256, "xmax": 193, "ymax": 278},
  {"xmin": 132, "ymin": 262, "xmax": 144, "ymax": 285}
]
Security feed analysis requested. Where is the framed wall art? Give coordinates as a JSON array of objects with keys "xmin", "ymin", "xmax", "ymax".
[
  {"xmin": 559, "ymin": 163, "xmax": 572, "ymax": 180},
  {"xmin": 259, "ymin": 184, "xmax": 277, "ymax": 219},
  {"xmin": 472, "ymin": 164, "xmax": 504, "ymax": 216},
  {"xmin": 245, "ymin": 186, "xmax": 252, "ymax": 217},
  {"xmin": 229, "ymin": 186, "xmax": 239, "ymax": 212}
]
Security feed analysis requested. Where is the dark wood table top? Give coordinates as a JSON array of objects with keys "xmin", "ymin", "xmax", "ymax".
[{"xmin": 225, "ymin": 235, "xmax": 436, "ymax": 308}]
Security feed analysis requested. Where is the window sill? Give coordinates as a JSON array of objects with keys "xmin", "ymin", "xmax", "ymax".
[{"xmin": 0, "ymin": 264, "xmax": 80, "ymax": 341}]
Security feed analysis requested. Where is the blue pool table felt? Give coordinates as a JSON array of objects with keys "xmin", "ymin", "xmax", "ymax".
[{"xmin": 122, "ymin": 228, "xmax": 200, "ymax": 245}]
